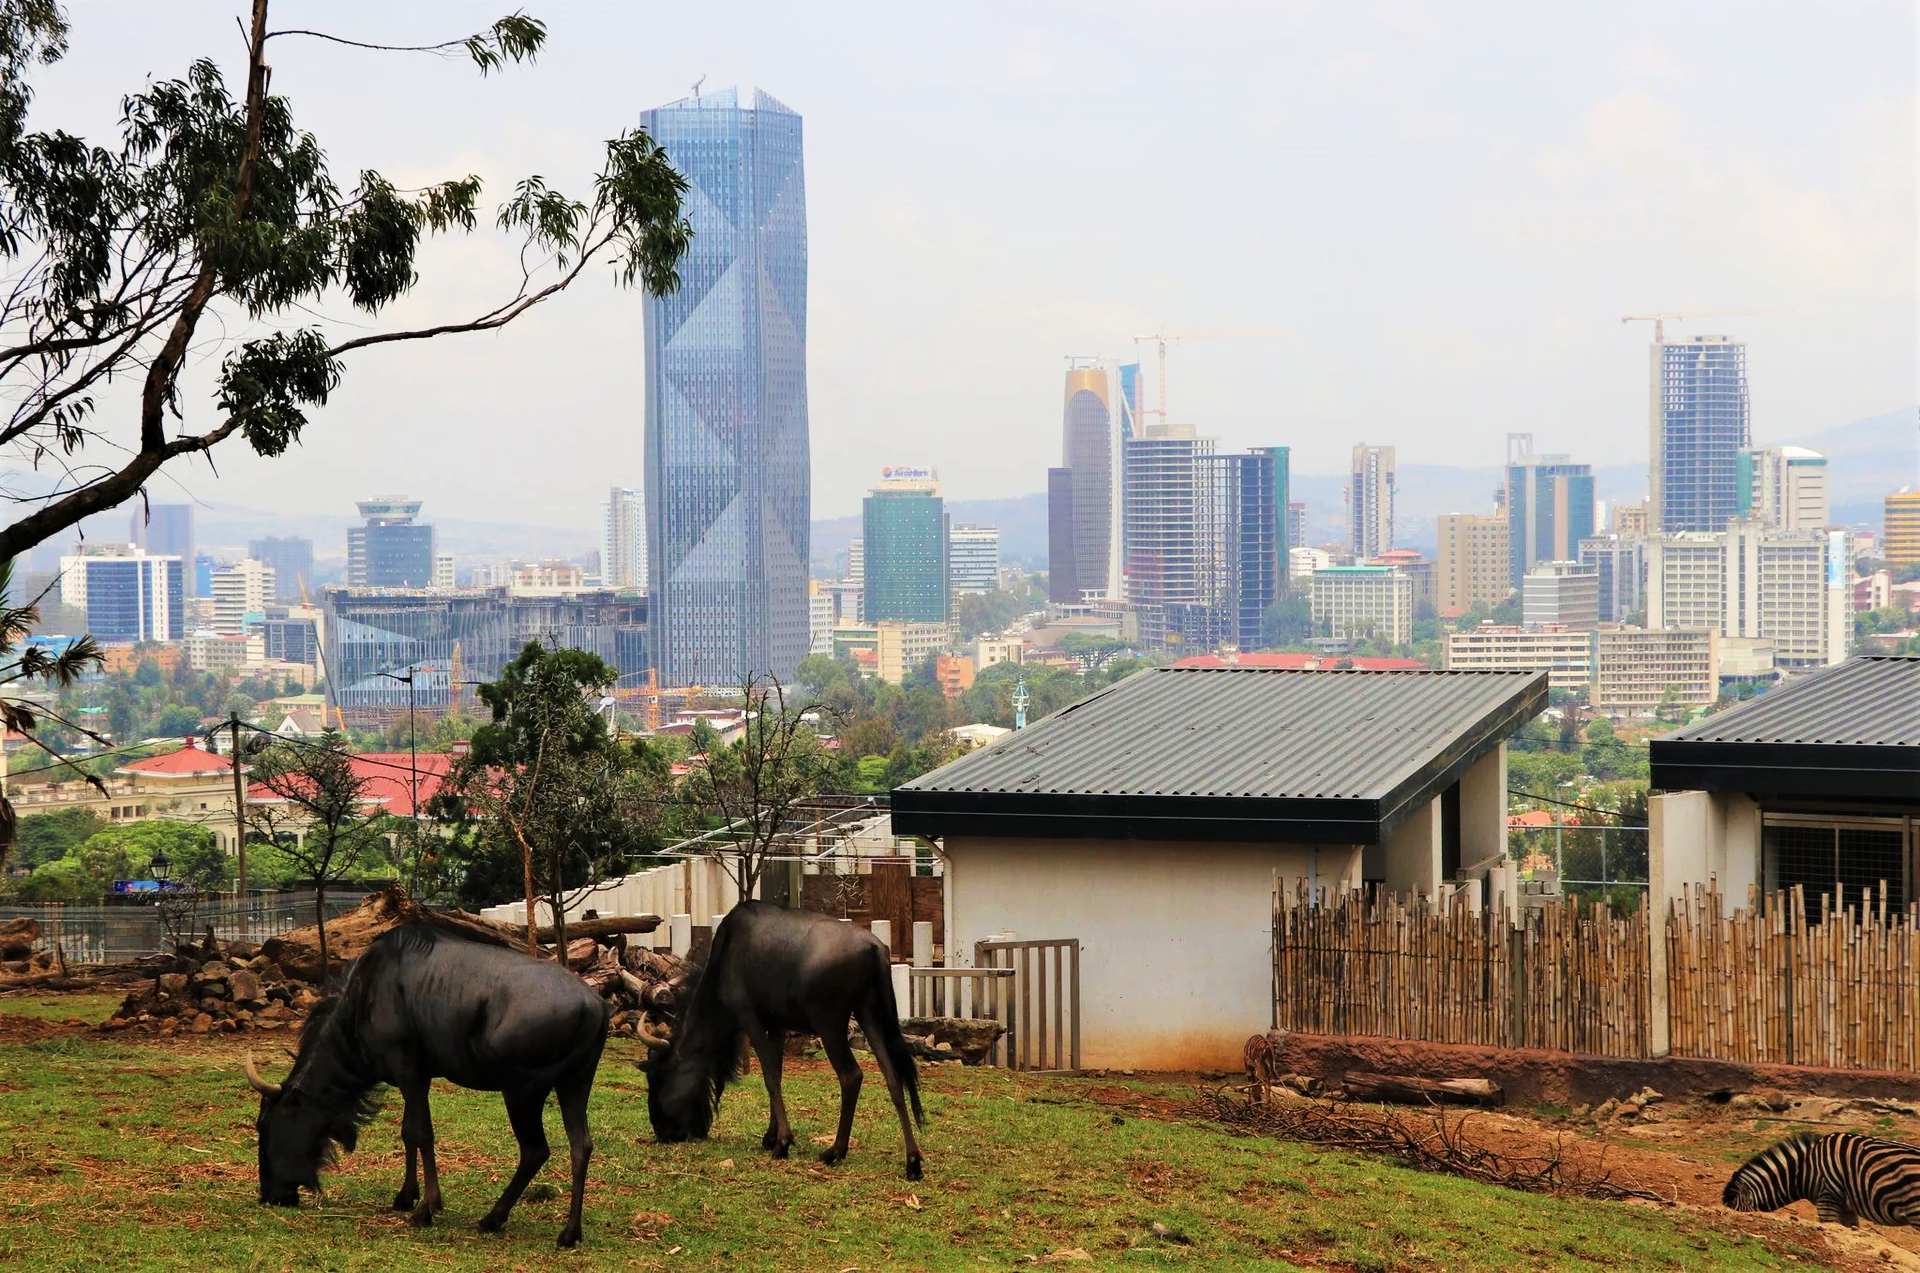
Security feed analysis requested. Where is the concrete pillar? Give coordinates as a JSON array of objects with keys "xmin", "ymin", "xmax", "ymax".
[
  {"xmin": 912, "ymin": 920, "xmax": 934, "ymax": 968},
  {"xmin": 1385, "ymin": 798, "xmax": 1442, "ymax": 896},
  {"xmin": 891, "ymin": 963, "xmax": 912, "ymax": 1022},
  {"xmin": 1458, "ymin": 743, "xmax": 1507, "ymax": 871},
  {"xmin": 869, "ymin": 919, "xmax": 891, "ymax": 952},
  {"xmin": 669, "ymin": 913, "xmax": 691, "ymax": 958}
]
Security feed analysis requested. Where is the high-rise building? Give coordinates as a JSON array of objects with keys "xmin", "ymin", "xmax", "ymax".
[
  {"xmin": 1286, "ymin": 502, "xmax": 1307, "ymax": 555},
  {"xmin": 1504, "ymin": 437, "xmax": 1595, "ymax": 588},
  {"xmin": 210, "ymin": 558, "xmax": 275, "ymax": 635},
  {"xmin": 1436, "ymin": 513, "xmax": 1509, "ymax": 613},
  {"xmin": 1311, "ymin": 565, "xmax": 1412, "ymax": 646},
  {"xmin": 1614, "ymin": 502, "xmax": 1649, "ymax": 538},
  {"xmin": 58, "ymin": 545, "xmax": 184, "ymax": 643},
  {"xmin": 863, "ymin": 472, "xmax": 948, "ymax": 623},
  {"xmin": 1445, "ymin": 624, "xmax": 1595, "ymax": 693},
  {"xmin": 1047, "ymin": 364, "xmax": 1114, "ymax": 603},
  {"xmin": 641, "ymin": 87, "xmax": 810, "ymax": 686},
  {"xmin": 1646, "ymin": 520, "xmax": 1840, "ymax": 668},
  {"xmin": 346, "ymin": 497, "xmax": 434, "ymax": 588},
  {"xmin": 1579, "ymin": 534, "xmax": 1645, "ymax": 623},
  {"xmin": 602, "ymin": 487, "xmax": 646, "ymax": 590},
  {"xmin": 1887, "ymin": 491, "xmax": 1920, "ymax": 565},
  {"xmin": 1740, "ymin": 446, "xmax": 1829, "ymax": 531},
  {"xmin": 949, "ymin": 525, "xmax": 1000, "ymax": 596},
  {"xmin": 1521, "ymin": 560, "xmax": 1599, "ymax": 630},
  {"xmin": 1652, "ymin": 336, "xmax": 1750, "ymax": 533},
  {"xmin": 1592, "ymin": 627, "xmax": 1719, "ymax": 713},
  {"xmin": 1123, "ymin": 423, "xmax": 1215, "ymax": 646},
  {"xmin": 130, "ymin": 504, "xmax": 195, "ymax": 595},
  {"xmin": 248, "ymin": 536, "xmax": 313, "ymax": 600},
  {"xmin": 1347, "ymin": 444, "xmax": 1395, "ymax": 558},
  {"xmin": 845, "ymin": 538, "xmax": 865, "ymax": 584},
  {"xmin": 1207, "ymin": 449, "xmax": 1283, "ymax": 649},
  {"xmin": 432, "ymin": 553, "xmax": 456, "ymax": 591}
]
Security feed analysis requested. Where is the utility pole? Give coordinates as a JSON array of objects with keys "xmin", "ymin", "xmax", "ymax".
[{"xmin": 228, "ymin": 713, "xmax": 248, "ymax": 896}]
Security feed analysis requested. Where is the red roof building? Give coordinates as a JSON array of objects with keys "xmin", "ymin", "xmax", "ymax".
[
  {"xmin": 115, "ymin": 736, "xmax": 239, "ymax": 780},
  {"xmin": 1171, "ymin": 652, "xmax": 1430, "ymax": 672},
  {"xmin": 247, "ymin": 751, "xmax": 453, "ymax": 818}
]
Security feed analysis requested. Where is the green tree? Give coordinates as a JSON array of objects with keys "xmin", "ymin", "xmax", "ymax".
[
  {"xmin": 0, "ymin": 2, "xmax": 691, "ymax": 563},
  {"xmin": 1260, "ymin": 596, "xmax": 1314, "ymax": 649},
  {"xmin": 438, "ymin": 642, "xmax": 668, "ymax": 954},
  {"xmin": 12, "ymin": 806, "xmax": 104, "ymax": 869}
]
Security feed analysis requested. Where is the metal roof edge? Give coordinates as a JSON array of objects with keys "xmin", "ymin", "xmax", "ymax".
[{"xmin": 1375, "ymin": 671, "xmax": 1550, "ymax": 839}]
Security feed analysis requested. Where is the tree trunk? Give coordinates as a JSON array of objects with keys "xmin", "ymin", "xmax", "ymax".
[
  {"xmin": 312, "ymin": 876, "xmax": 330, "ymax": 980},
  {"xmin": 1340, "ymin": 1072, "xmax": 1503, "ymax": 1107}
]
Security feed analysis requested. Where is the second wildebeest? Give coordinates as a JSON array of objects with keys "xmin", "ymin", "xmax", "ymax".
[
  {"xmin": 245, "ymin": 925, "xmax": 610, "ymax": 1247},
  {"xmin": 641, "ymin": 901, "xmax": 927, "ymax": 1179}
]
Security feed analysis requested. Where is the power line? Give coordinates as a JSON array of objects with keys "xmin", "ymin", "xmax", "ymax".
[{"xmin": 1508, "ymin": 787, "xmax": 1647, "ymax": 826}]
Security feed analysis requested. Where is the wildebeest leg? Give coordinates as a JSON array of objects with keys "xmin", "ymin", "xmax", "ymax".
[
  {"xmin": 854, "ymin": 1006, "xmax": 924, "ymax": 1181},
  {"xmin": 397, "ymin": 1080, "xmax": 443, "ymax": 1226},
  {"xmin": 477, "ymin": 1087, "xmax": 551, "ymax": 1236},
  {"xmin": 554, "ymin": 1069, "xmax": 595, "ymax": 1249},
  {"xmin": 393, "ymin": 1141, "xmax": 418, "ymax": 1212},
  {"xmin": 813, "ymin": 1015, "xmax": 862, "ymax": 1166},
  {"xmin": 746, "ymin": 1027, "xmax": 792, "ymax": 1157}
]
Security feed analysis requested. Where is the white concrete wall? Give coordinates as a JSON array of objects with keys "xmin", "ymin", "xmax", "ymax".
[
  {"xmin": 1458, "ymin": 744, "xmax": 1507, "ymax": 871},
  {"xmin": 944, "ymin": 837, "xmax": 1362, "ymax": 1071},
  {"xmin": 478, "ymin": 856, "xmax": 741, "ymax": 934},
  {"xmin": 1385, "ymin": 799, "xmax": 1440, "ymax": 894},
  {"xmin": 1646, "ymin": 788, "xmax": 1762, "ymax": 1057}
]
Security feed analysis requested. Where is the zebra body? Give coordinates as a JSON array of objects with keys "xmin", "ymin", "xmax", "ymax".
[{"xmin": 1724, "ymin": 1132, "xmax": 1920, "ymax": 1228}]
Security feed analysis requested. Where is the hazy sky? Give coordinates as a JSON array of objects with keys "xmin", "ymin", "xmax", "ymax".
[{"xmin": 17, "ymin": 1, "xmax": 1917, "ymax": 535}]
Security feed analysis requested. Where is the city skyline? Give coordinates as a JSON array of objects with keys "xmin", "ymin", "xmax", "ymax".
[{"xmin": 2, "ymin": 3, "xmax": 1905, "ymax": 533}]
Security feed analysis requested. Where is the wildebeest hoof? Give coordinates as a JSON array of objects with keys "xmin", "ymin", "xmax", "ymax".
[
  {"xmin": 761, "ymin": 1129, "xmax": 780, "ymax": 1150},
  {"xmin": 392, "ymin": 1189, "xmax": 417, "ymax": 1212},
  {"xmin": 408, "ymin": 1205, "xmax": 434, "ymax": 1228},
  {"xmin": 476, "ymin": 1213, "xmax": 506, "ymax": 1234},
  {"xmin": 772, "ymin": 1141, "xmax": 791, "ymax": 1159},
  {"xmin": 906, "ymin": 1154, "xmax": 924, "ymax": 1181},
  {"xmin": 557, "ymin": 1225, "xmax": 581, "ymax": 1249},
  {"xmin": 818, "ymin": 1147, "xmax": 843, "ymax": 1166}
]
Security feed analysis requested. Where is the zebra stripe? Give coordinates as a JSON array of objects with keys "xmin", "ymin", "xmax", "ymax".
[{"xmin": 1724, "ymin": 1131, "xmax": 1920, "ymax": 1228}]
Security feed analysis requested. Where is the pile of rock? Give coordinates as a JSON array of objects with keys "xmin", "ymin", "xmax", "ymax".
[{"xmin": 100, "ymin": 942, "xmax": 320, "ymax": 1035}]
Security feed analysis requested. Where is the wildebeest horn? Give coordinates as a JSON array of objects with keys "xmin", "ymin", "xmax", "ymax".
[
  {"xmin": 244, "ymin": 1050, "xmax": 283, "ymax": 1097},
  {"xmin": 634, "ymin": 1017, "xmax": 671, "ymax": 1050}
]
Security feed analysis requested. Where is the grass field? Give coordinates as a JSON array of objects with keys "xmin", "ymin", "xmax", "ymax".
[{"xmin": 0, "ymin": 1029, "xmax": 1829, "ymax": 1272}]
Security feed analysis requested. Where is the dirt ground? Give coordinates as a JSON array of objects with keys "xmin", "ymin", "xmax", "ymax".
[{"xmin": 9, "ymin": 984, "xmax": 1920, "ymax": 1272}]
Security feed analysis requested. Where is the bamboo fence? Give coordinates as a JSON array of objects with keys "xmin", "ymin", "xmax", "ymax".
[
  {"xmin": 1666, "ymin": 882, "xmax": 1920, "ymax": 1072},
  {"xmin": 1272, "ymin": 884, "xmax": 1650, "ymax": 1058}
]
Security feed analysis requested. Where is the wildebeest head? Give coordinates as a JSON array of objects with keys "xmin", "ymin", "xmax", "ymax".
[
  {"xmin": 637, "ymin": 1017, "xmax": 715, "ymax": 1143},
  {"xmin": 246, "ymin": 1052, "xmax": 364, "ymax": 1206}
]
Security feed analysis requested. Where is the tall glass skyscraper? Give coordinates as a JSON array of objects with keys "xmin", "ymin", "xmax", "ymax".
[
  {"xmin": 1047, "ymin": 364, "xmax": 1113, "ymax": 604},
  {"xmin": 1653, "ymin": 336, "xmax": 1749, "ymax": 533},
  {"xmin": 641, "ymin": 88, "xmax": 810, "ymax": 686}
]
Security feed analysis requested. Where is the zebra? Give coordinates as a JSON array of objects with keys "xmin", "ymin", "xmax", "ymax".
[{"xmin": 1724, "ymin": 1132, "xmax": 1920, "ymax": 1228}]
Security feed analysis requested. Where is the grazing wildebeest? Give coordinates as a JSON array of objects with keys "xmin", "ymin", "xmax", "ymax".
[
  {"xmin": 641, "ymin": 901, "xmax": 926, "ymax": 1179},
  {"xmin": 244, "ymin": 925, "xmax": 610, "ymax": 1248}
]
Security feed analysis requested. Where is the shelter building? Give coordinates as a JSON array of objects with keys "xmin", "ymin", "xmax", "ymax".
[{"xmin": 892, "ymin": 666, "xmax": 1547, "ymax": 1070}]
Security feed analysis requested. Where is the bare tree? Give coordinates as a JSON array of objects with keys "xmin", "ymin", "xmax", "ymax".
[
  {"xmin": 246, "ymin": 732, "xmax": 383, "ymax": 974},
  {"xmin": 681, "ymin": 674, "xmax": 832, "ymax": 898}
]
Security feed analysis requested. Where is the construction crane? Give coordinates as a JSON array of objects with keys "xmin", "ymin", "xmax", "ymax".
[
  {"xmin": 1621, "ymin": 309, "xmax": 1778, "ymax": 345},
  {"xmin": 1130, "ymin": 329, "xmax": 1291, "ymax": 425}
]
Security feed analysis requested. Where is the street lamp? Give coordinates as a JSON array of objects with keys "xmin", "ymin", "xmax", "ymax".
[
  {"xmin": 376, "ymin": 670, "xmax": 420, "ymax": 889},
  {"xmin": 149, "ymin": 850, "xmax": 171, "ymax": 885}
]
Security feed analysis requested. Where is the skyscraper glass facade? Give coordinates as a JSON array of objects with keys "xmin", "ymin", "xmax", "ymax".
[
  {"xmin": 1504, "ymin": 460, "xmax": 1595, "ymax": 588},
  {"xmin": 862, "ymin": 481, "xmax": 948, "ymax": 623},
  {"xmin": 1656, "ymin": 337, "xmax": 1750, "ymax": 533},
  {"xmin": 642, "ymin": 88, "xmax": 810, "ymax": 686},
  {"xmin": 1047, "ymin": 366, "xmax": 1113, "ymax": 603}
]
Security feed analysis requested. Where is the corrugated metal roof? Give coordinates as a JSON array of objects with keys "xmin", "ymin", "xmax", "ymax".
[
  {"xmin": 898, "ymin": 667, "xmax": 1544, "ymax": 801},
  {"xmin": 1666, "ymin": 657, "xmax": 1920, "ymax": 747}
]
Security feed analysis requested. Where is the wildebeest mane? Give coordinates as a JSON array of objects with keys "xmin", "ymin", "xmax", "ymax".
[
  {"xmin": 670, "ymin": 928, "xmax": 742, "ymax": 1111},
  {"xmin": 284, "ymin": 987, "xmax": 385, "ymax": 1165}
]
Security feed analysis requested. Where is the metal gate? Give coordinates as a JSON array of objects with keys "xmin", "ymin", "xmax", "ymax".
[{"xmin": 975, "ymin": 937, "xmax": 1081, "ymax": 1073}]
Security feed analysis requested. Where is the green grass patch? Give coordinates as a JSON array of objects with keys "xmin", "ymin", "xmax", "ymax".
[
  {"xmin": 0, "ymin": 991, "xmax": 126, "ymax": 1024},
  {"xmin": 0, "ymin": 1035, "xmax": 1819, "ymax": 1272}
]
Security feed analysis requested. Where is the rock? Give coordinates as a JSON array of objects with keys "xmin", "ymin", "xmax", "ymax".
[
  {"xmin": 199, "ymin": 961, "xmax": 231, "ymax": 980},
  {"xmin": 159, "ymin": 1018, "xmax": 176, "ymax": 1035},
  {"xmin": 233, "ymin": 1010, "xmax": 254, "ymax": 1025},
  {"xmin": 257, "ymin": 1019, "xmax": 284, "ymax": 1030},
  {"xmin": 158, "ymin": 973, "xmax": 189, "ymax": 995},
  {"xmin": 191, "ymin": 1013, "xmax": 212, "ymax": 1034},
  {"xmin": 1730, "ymin": 1090, "xmax": 1793, "ymax": 1114},
  {"xmin": 258, "ymin": 1003, "xmax": 285, "ymax": 1022},
  {"xmin": 292, "ymin": 988, "xmax": 318, "ymax": 1009},
  {"xmin": 261, "ymin": 962, "xmax": 285, "ymax": 983},
  {"xmin": 228, "ymin": 969, "xmax": 263, "ymax": 1003},
  {"xmin": 0, "ymin": 960, "xmax": 28, "ymax": 975},
  {"xmin": 1628, "ymin": 1086, "xmax": 1663, "ymax": 1107},
  {"xmin": 197, "ymin": 980, "xmax": 228, "ymax": 1000},
  {"xmin": 901, "ymin": 1016, "xmax": 1006, "ymax": 1066},
  {"xmin": 1593, "ymin": 1099, "xmax": 1619, "ymax": 1122}
]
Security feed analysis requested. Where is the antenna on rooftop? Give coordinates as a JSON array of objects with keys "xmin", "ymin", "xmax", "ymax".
[{"xmin": 691, "ymin": 74, "xmax": 707, "ymax": 101}]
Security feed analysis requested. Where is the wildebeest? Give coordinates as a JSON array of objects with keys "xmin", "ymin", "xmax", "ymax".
[
  {"xmin": 244, "ymin": 925, "xmax": 610, "ymax": 1247},
  {"xmin": 1725, "ymin": 1131, "xmax": 1920, "ymax": 1227},
  {"xmin": 640, "ymin": 901, "xmax": 926, "ymax": 1179}
]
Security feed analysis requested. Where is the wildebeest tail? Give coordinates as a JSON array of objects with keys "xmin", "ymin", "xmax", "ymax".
[{"xmin": 867, "ymin": 943, "xmax": 924, "ymax": 1127}]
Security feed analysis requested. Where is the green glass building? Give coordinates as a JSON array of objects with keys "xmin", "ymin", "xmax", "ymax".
[{"xmin": 863, "ymin": 475, "xmax": 949, "ymax": 623}]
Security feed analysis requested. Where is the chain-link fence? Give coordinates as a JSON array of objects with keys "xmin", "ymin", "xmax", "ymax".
[{"xmin": 1, "ymin": 892, "xmax": 363, "ymax": 964}]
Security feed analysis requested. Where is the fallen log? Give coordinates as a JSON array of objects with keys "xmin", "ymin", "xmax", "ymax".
[
  {"xmin": 0, "ymin": 916, "xmax": 39, "ymax": 960},
  {"xmin": 1340, "ymin": 1071, "xmax": 1503, "ymax": 1108}
]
